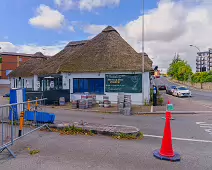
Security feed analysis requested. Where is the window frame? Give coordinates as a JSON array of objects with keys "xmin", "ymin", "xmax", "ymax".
[{"xmin": 73, "ymin": 78, "xmax": 104, "ymax": 94}]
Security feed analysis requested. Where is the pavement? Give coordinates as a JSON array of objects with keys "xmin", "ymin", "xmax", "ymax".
[
  {"xmin": 0, "ymin": 126, "xmax": 212, "ymax": 170},
  {"xmin": 1, "ymin": 83, "xmax": 212, "ymax": 169}
]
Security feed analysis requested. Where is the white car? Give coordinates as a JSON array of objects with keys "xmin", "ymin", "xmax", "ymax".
[{"xmin": 173, "ymin": 86, "xmax": 192, "ymax": 97}]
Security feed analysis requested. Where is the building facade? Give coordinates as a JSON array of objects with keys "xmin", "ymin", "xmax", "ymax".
[
  {"xmin": 9, "ymin": 26, "xmax": 153, "ymax": 105},
  {"xmin": 196, "ymin": 50, "xmax": 212, "ymax": 72},
  {"xmin": 0, "ymin": 52, "xmax": 33, "ymax": 84}
]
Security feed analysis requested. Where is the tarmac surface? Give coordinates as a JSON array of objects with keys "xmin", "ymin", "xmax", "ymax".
[
  {"xmin": 1, "ymin": 84, "xmax": 212, "ymax": 169},
  {"xmin": 0, "ymin": 130, "xmax": 212, "ymax": 170}
]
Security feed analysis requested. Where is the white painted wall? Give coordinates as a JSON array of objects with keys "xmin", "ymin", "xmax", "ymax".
[
  {"xmin": 10, "ymin": 77, "xmax": 34, "ymax": 89},
  {"xmin": 62, "ymin": 72, "xmax": 150, "ymax": 105}
]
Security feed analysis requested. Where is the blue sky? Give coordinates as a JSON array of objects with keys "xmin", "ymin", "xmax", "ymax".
[
  {"xmin": 0, "ymin": 0, "xmax": 158, "ymax": 45},
  {"xmin": 0, "ymin": 0, "xmax": 212, "ymax": 71}
]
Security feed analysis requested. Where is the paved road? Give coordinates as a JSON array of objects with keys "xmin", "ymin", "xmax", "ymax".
[
  {"xmin": 1, "ymin": 110, "xmax": 212, "ymax": 170},
  {"xmin": 154, "ymin": 77, "xmax": 212, "ymax": 110},
  {"xmin": 1, "ymin": 130, "xmax": 212, "ymax": 170},
  {"xmin": 44, "ymin": 108, "xmax": 212, "ymax": 141}
]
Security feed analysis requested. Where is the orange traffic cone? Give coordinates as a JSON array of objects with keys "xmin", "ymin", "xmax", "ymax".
[
  {"xmin": 159, "ymin": 111, "xmax": 174, "ymax": 157},
  {"xmin": 153, "ymin": 111, "xmax": 180, "ymax": 161}
]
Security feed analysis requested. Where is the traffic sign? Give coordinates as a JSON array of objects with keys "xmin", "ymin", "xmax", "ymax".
[{"xmin": 167, "ymin": 104, "xmax": 174, "ymax": 111}]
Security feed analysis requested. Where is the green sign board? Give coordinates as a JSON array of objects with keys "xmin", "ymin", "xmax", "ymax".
[
  {"xmin": 167, "ymin": 104, "xmax": 174, "ymax": 111},
  {"xmin": 105, "ymin": 74, "xmax": 142, "ymax": 93}
]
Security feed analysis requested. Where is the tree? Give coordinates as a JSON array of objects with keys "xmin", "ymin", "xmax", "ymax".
[{"xmin": 168, "ymin": 57, "xmax": 192, "ymax": 81}]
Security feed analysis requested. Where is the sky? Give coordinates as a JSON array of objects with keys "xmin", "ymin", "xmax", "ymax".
[{"xmin": 1, "ymin": 0, "xmax": 212, "ymax": 72}]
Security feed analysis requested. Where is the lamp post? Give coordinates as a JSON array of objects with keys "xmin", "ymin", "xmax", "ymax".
[
  {"xmin": 141, "ymin": 0, "xmax": 145, "ymax": 105},
  {"xmin": 189, "ymin": 44, "xmax": 202, "ymax": 72}
]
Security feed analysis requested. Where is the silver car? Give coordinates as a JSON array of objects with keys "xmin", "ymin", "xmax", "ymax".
[{"xmin": 173, "ymin": 86, "xmax": 192, "ymax": 97}]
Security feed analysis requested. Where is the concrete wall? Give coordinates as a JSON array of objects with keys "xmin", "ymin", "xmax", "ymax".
[
  {"xmin": 62, "ymin": 72, "xmax": 150, "ymax": 105},
  {"xmin": 0, "ymin": 79, "xmax": 10, "ymax": 85},
  {"xmin": 171, "ymin": 79, "xmax": 212, "ymax": 91}
]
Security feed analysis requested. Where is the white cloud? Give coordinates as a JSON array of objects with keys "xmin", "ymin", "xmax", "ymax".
[
  {"xmin": 54, "ymin": 0, "xmax": 120, "ymax": 11},
  {"xmin": 29, "ymin": 5, "xmax": 65, "ymax": 30},
  {"xmin": 0, "ymin": 41, "xmax": 67, "ymax": 56},
  {"xmin": 54, "ymin": 0, "xmax": 76, "ymax": 10},
  {"xmin": 68, "ymin": 25, "xmax": 75, "ymax": 32},
  {"xmin": 79, "ymin": 0, "xmax": 120, "ymax": 11},
  {"xmin": 82, "ymin": 0, "xmax": 212, "ymax": 72}
]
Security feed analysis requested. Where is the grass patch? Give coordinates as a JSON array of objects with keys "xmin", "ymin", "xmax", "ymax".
[
  {"xmin": 27, "ymin": 147, "xmax": 40, "ymax": 155},
  {"xmin": 112, "ymin": 132, "xmax": 143, "ymax": 140},
  {"xmin": 49, "ymin": 125, "xmax": 95, "ymax": 136}
]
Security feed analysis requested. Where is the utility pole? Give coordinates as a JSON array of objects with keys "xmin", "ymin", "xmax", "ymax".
[{"xmin": 141, "ymin": 0, "xmax": 145, "ymax": 105}]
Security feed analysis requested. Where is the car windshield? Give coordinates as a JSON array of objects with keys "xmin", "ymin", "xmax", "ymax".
[{"xmin": 178, "ymin": 87, "xmax": 188, "ymax": 90}]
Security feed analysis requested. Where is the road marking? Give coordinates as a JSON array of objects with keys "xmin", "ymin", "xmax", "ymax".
[
  {"xmin": 196, "ymin": 122, "xmax": 212, "ymax": 136},
  {"xmin": 205, "ymin": 129, "xmax": 212, "ymax": 133},
  {"xmin": 199, "ymin": 124, "xmax": 212, "ymax": 126},
  {"xmin": 196, "ymin": 122, "xmax": 206, "ymax": 125},
  {"xmin": 200, "ymin": 126, "xmax": 212, "ymax": 128},
  {"xmin": 143, "ymin": 134, "xmax": 212, "ymax": 143}
]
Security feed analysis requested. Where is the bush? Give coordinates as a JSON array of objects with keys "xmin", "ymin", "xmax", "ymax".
[{"xmin": 204, "ymin": 75, "xmax": 212, "ymax": 82}]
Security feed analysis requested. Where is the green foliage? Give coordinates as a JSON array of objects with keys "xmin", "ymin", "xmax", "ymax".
[
  {"xmin": 204, "ymin": 75, "xmax": 212, "ymax": 82},
  {"xmin": 158, "ymin": 97, "xmax": 164, "ymax": 106},
  {"xmin": 113, "ymin": 132, "xmax": 143, "ymax": 140},
  {"xmin": 191, "ymin": 71, "xmax": 212, "ymax": 83},
  {"xmin": 168, "ymin": 55, "xmax": 212, "ymax": 83},
  {"xmin": 168, "ymin": 56, "xmax": 192, "ymax": 81},
  {"xmin": 59, "ymin": 125, "xmax": 94, "ymax": 136},
  {"xmin": 0, "ymin": 57, "xmax": 2, "ymax": 64}
]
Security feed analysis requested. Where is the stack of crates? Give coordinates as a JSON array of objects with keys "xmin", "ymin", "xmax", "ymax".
[
  {"xmin": 117, "ymin": 93, "xmax": 132, "ymax": 115},
  {"xmin": 72, "ymin": 100, "xmax": 78, "ymax": 109},
  {"xmin": 103, "ymin": 96, "xmax": 111, "ymax": 108},
  {"xmin": 79, "ymin": 100, "xmax": 87, "ymax": 109}
]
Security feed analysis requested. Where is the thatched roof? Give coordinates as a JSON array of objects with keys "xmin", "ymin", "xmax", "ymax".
[
  {"xmin": 9, "ymin": 52, "xmax": 47, "ymax": 77},
  {"xmin": 139, "ymin": 52, "xmax": 153, "ymax": 67},
  {"xmin": 58, "ymin": 26, "xmax": 152, "ymax": 73},
  {"xmin": 13, "ymin": 26, "xmax": 153, "ymax": 77},
  {"xmin": 32, "ymin": 40, "xmax": 88, "ymax": 75}
]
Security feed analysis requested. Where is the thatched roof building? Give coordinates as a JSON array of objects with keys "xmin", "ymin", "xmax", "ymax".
[
  {"xmin": 58, "ymin": 26, "xmax": 152, "ymax": 73},
  {"xmin": 32, "ymin": 26, "xmax": 152, "ymax": 76},
  {"xmin": 10, "ymin": 26, "xmax": 153, "ymax": 78},
  {"xmin": 139, "ymin": 52, "xmax": 153, "ymax": 68},
  {"xmin": 9, "ymin": 52, "xmax": 48, "ymax": 77},
  {"xmin": 32, "ymin": 40, "xmax": 88, "ymax": 75}
]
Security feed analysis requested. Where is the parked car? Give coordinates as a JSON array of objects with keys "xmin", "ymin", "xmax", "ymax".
[
  {"xmin": 173, "ymin": 86, "xmax": 192, "ymax": 97},
  {"xmin": 3, "ymin": 93, "xmax": 10, "ymax": 97},
  {"xmin": 158, "ymin": 84, "xmax": 166, "ymax": 90},
  {"xmin": 166, "ymin": 85, "xmax": 177, "ymax": 95}
]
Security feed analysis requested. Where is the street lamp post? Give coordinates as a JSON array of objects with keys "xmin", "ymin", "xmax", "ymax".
[
  {"xmin": 141, "ymin": 0, "xmax": 145, "ymax": 105},
  {"xmin": 189, "ymin": 44, "xmax": 202, "ymax": 72}
]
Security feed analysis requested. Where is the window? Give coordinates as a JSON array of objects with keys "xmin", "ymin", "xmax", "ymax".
[
  {"xmin": 178, "ymin": 87, "xmax": 188, "ymax": 90},
  {"xmin": 22, "ymin": 79, "xmax": 24, "ymax": 88},
  {"xmin": 15, "ymin": 79, "xmax": 17, "ymax": 88},
  {"xmin": 73, "ymin": 78, "xmax": 104, "ymax": 94}
]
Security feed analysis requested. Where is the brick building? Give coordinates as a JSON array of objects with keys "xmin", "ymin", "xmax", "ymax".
[{"xmin": 0, "ymin": 52, "xmax": 34, "ymax": 80}]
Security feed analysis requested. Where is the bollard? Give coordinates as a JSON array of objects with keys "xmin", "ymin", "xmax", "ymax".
[
  {"xmin": 18, "ymin": 111, "xmax": 24, "ymax": 137},
  {"xmin": 27, "ymin": 99, "xmax": 31, "ymax": 111},
  {"xmin": 35, "ymin": 97, "xmax": 38, "ymax": 110}
]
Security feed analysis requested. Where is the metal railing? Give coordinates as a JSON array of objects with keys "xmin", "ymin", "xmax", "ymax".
[{"xmin": 0, "ymin": 98, "xmax": 50, "ymax": 158}]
